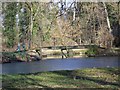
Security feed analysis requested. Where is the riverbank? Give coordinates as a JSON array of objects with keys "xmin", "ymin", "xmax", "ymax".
[
  {"xmin": 1, "ymin": 47, "xmax": 120, "ymax": 63},
  {"xmin": 2, "ymin": 68, "xmax": 120, "ymax": 89}
]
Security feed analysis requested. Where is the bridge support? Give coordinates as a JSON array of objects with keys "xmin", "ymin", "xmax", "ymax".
[{"xmin": 61, "ymin": 48, "xmax": 73, "ymax": 59}]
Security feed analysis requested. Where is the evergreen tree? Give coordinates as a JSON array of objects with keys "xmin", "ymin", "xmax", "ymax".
[{"xmin": 2, "ymin": 2, "xmax": 17, "ymax": 48}]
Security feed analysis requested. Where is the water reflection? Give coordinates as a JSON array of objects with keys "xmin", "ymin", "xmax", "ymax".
[{"xmin": 1, "ymin": 57, "xmax": 120, "ymax": 74}]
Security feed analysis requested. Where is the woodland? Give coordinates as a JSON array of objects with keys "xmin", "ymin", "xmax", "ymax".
[{"xmin": 1, "ymin": 1, "xmax": 120, "ymax": 62}]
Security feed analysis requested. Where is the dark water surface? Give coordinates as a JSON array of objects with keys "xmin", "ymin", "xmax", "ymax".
[{"xmin": 1, "ymin": 57, "xmax": 120, "ymax": 74}]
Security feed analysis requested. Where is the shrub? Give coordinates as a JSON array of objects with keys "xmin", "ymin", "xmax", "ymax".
[{"xmin": 85, "ymin": 46, "xmax": 98, "ymax": 56}]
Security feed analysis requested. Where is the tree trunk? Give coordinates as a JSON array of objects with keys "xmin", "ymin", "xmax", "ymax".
[
  {"xmin": 29, "ymin": 7, "xmax": 33, "ymax": 49},
  {"xmin": 16, "ymin": 2, "xmax": 20, "ymax": 51},
  {"xmin": 103, "ymin": 2, "xmax": 112, "ymax": 33},
  {"xmin": 117, "ymin": 2, "xmax": 120, "ymax": 46},
  {"xmin": 103, "ymin": 2, "xmax": 113, "ymax": 47},
  {"xmin": 73, "ymin": 0, "xmax": 76, "ymax": 21},
  {"xmin": 38, "ymin": 24, "xmax": 43, "ymax": 60}
]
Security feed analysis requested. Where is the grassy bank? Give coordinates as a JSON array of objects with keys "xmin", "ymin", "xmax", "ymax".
[
  {"xmin": 2, "ymin": 68, "xmax": 120, "ymax": 89},
  {"xmin": 1, "ymin": 49, "xmax": 88, "ymax": 63},
  {"xmin": 1, "ymin": 47, "xmax": 120, "ymax": 63}
]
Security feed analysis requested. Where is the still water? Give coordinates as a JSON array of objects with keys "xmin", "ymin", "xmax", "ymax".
[{"xmin": 1, "ymin": 57, "xmax": 120, "ymax": 74}]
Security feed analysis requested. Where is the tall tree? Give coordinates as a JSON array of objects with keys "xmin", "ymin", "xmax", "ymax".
[{"xmin": 2, "ymin": 2, "xmax": 17, "ymax": 48}]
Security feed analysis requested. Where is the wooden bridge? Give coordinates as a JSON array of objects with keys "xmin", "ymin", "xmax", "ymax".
[
  {"xmin": 42, "ymin": 44, "xmax": 100, "ymax": 49},
  {"xmin": 11, "ymin": 44, "xmax": 103, "ymax": 60},
  {"xmin": 40, "ymin": 45, "xmax": 101, "ymax": 59}
]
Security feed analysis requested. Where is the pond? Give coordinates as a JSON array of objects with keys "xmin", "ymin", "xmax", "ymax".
[{"xmin": 1, "ymin": 57, "xmax": 120, "ymax": 74}]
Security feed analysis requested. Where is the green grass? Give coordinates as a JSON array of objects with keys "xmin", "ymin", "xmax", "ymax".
[{"xmin": 2, "ymin": 68, "xmax": 120, "ymax": 89}]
